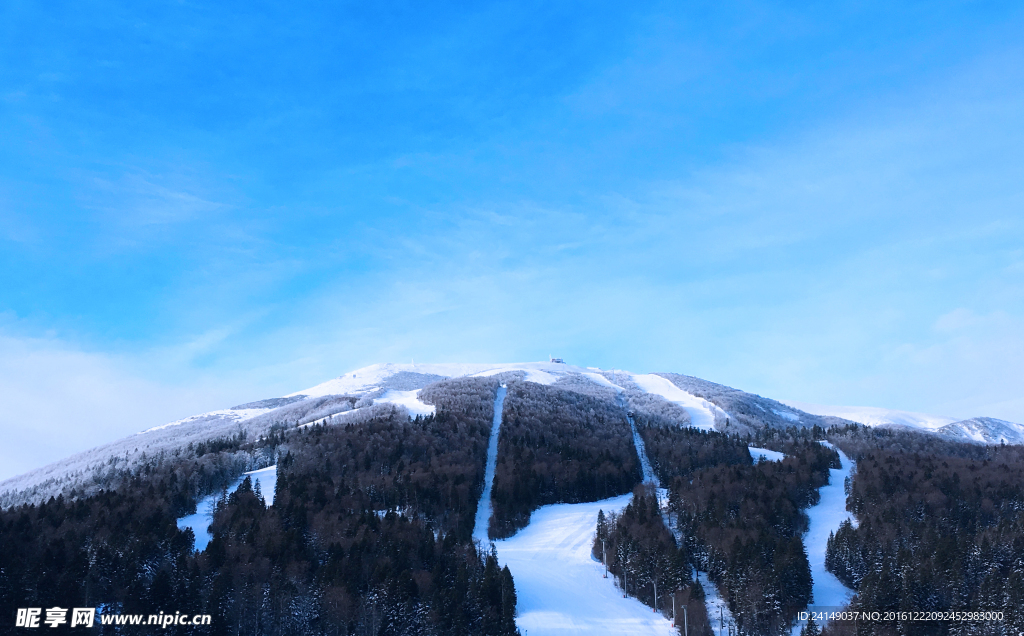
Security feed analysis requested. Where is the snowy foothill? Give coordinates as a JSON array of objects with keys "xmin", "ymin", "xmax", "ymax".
[
  {"xmin": 494, "ymin": 494, "xmax": 676, "ymax": 636},
  {"xmin": 630, "ymin": 374, "xmax": 726, "ymax": 432},
  {"xmin": 176, "ymin": 465, "xmax": 278, "ymax": 552},
  {"xmin": 473, "ymin": 385, "xmax": 507, "ymax": 544}
]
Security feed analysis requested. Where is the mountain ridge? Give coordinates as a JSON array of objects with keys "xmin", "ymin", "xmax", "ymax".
[{"xmin": 3, "ymin": 361, "xmax": 1020, "ymax": 509}]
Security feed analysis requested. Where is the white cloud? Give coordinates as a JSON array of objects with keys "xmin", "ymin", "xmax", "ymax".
[{"xmin": 0, "ymin": 328, "xmax": 261, "ymax": 483}]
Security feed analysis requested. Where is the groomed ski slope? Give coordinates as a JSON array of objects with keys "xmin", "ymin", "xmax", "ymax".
[
  {"xmin": 494, "ymin": 495, "xmax": 676, "ymax": 636},
  {"xmin": 630, "ymin": 374, "xmax": 724, "ymax": 432},
  {"xmin": 474, "ymin": 385, "xmax": 507, "ymax": 543},
  {"xmin": 176, "ymin": 464, "xmax": 278, "ymax": 552},
  {"xmin": 790, "ymin": 443, "xmax": 857, "ymax": 634}
]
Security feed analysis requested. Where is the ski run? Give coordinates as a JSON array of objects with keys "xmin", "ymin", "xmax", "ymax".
[
  {"xmin": 472, "ymin": 376, "xmax": 858, "ymax": 636},
  {"xmin": 176, "ymin": 465, "xmax": 278, "ymax": 551},
  {"xmin": 474, "ymin": 384, "xmax": 507, "ymax": 544}
]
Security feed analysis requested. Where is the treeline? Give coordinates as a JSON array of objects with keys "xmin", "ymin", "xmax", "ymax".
[
  {"xmin": 670, "ymin": 438, "xmax": 839, "ymax": 635},
  {"xmin": 594, "ymin": 487, "xmax": 712, "ymax": 636},
  {"xmin": 489, "ymin": 381, "xmax": 640, "ymax": 538},
  {"xmin": 822, "ymin": 425, "xmax": 1024, "ymax": 635},
  {"xmin": 0, "ymin": 378, "xmax": 521, "ymax": 635}
]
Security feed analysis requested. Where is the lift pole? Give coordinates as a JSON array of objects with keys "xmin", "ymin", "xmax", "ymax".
[{"xmin": 602, "ymin": 539, "xmax": 607, "ymax": 578}]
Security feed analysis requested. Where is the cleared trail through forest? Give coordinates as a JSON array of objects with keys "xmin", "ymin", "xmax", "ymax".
[
  {"xmin": 791, "ymin": 443, "xmax": 857, "ymax": 634},
  {"xmin": 473, "ymin": 384, "xmax": 506, "ymax": 543},
  {"xmin": 622, "ymin": 400, "xmax": 660, "ymax": 487}
]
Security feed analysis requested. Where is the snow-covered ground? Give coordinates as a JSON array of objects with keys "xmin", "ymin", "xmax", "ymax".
[
  {"xmin": 748, "ymin": 446, "xmax": 785, "ymax": 463},
  {"xmin": 290, "ymin": 361, "xmax": 591, "ymax": 398},
  {"xmin": 696, "ymin": 571, "xmax": 735, "ymax": 636},
  {"xmin": 630, "ymin": 374, "xmax": 725, "ymax": 432},
  {"xmin": 495, "ymin": 494, "xmax": 676, "ymax": 636},
  {"xmin": 790, "ymin": 444, "xmax": 856, "ymax": 634},
  {"xmin": 176, "ymin": 464, "xmax": 278, "ymax": 551},
  {"xmin": 142, "ymin": 406, "xmax": 273, "ymax": 433},
  {"xmin": 474, "ymin": 385, "xmax": 507, "ymax": 544},
  {"xmin": 781, "ymin": 400, "xmax": 955, "ymax": 431},
  {"xmin": 374, "ymin": 389, "xmax": 436, "ymax": 417},
  {"xmin": 626, "ymin": 409, "xmax": 660, "ymax": 487}
]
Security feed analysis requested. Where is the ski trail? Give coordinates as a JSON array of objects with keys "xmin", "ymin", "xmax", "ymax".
[
  {"xmin": 622, "ymin": 399, "xmax": 660, "ymax": 487},
  {"xmin": 495, "ymin": 495, "xmax": 676, "ymax": 636},
  {"xmin": 473, "ymin": 384, "xmax": 507, "ymax": 543},
  {"xmin": 630, "ymin": 374, "xmax": 724, "ymax": 432},
  {"xmin": 697, "ymin": 571, "xmax": 736, "ymax": 636},
  {"xmin": 176, "ymin": 464, "xmax": 277, "ymax": 552},
  {"xmin": 790, "ymin": 442, "xmax": 857, "ymax": 635}
]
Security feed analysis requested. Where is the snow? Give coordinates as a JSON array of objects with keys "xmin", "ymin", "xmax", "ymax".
[
  {"xmin": 772, "ymin": 408, "xmax": 801, "ymax": 423},
  {"xmin": 374, "ymin": 389, "xmax": 436, "ymax": 417},
  {"xmin": 781, "ymin": 400, "xmax": 955, "ymax": 431},
  {"xmin": 581, "ymin": 372, "xmax": 624, "ymax": 390},
  {"xmin": 176, "ymin": 464, "xmax": 277, "ymax": 552},
  {"xmin": 245, "ymin": 464, "xmax": 278, "ymax": 506},
  {"xmin": 627, "ymin": 410, "xmax": 659, "ymax": 487},
  {"xmin": 748, "ymin": 446, "xmax": 785, "ymax": 463},
  {"xmin": 291, "ymin": 362, "xmax": 583, "ymax": 398},
  {"xmin": 289, "ymin": 361, "xmax": 624, "ymax": 399},
  {"xmin": 790, "ymin": 443, "xmax": 856, "ymax": 634},
  {"xmin": 474, "ymin": 385, "xmax": 507, "ymax": 544},
  {"xmin": 494, "ymin": 494, "xmax": 676, "ymax": 636},
  {"xmin": 939, "ymin": 416, "xmax": 1024, "ymax": 445},
  {"xmin": 697, "ymin": 571, "xmax": 736, "ymax": 636},
  {"xmin": 631, "ymin": 374, "xmax": 725, "ymax": 432},
  {"xmin": 142, "ymin": 407, "xmax": 272, "ymax": 433}
]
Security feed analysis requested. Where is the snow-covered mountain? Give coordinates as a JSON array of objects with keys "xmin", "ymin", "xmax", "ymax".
[
  {"xmin": 780, "ymin": 400, "xmax": 957, "ymax": 431},
  {"xmin": 2, "ymin": 361, "xmax": 1019, "ymax": 508},
  {"xmin": 782, "ymin": 399, "xmax": 1024, "ymax": 445},
  {"xmin": 937, "ymin": 417, "xmax": 1024, "ymax": 445}
]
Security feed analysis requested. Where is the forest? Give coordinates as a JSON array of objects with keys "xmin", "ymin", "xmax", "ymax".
[
  {"xmin": 821, "ymin": 425, "xmax": 1024, "ymax": 636},
  {"xmin": 638, "ymin": 418, "xmax": 839, "ymax": 636},
  {"xmin": 593, "ymin": 486, "xmax": 712, "ymax": 636},
  {"xmin": 488, "ymin": 381, "xmax": 641, "ymax": 538},
  {"xmin": 0, "ymin": 377, "xmax": 520, "ymax": 636}
]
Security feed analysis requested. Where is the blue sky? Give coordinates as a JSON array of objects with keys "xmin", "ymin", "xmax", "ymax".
[{"xmin": 2, "ymin": 1, "xmax": 1023, "ymax": 480}]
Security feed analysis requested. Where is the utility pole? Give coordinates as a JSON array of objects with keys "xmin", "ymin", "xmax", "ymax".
[
  {"xmin": 683, "ymin": 606, "xmax": 688, "ymax": 636},
  {"xmin": 720, "ymin": 606, "xmax": 723, "ymax": 636},
  {"xmin": 602, "ymin": 539, "xmax": 607, "ymax": 578},
  {"xmin": 623, "ymin": 570, "xmax": 628, "ymax": 598},
  {"xmin": 653, "ymin": 580, "xmax": 658, "ymax": 613}
]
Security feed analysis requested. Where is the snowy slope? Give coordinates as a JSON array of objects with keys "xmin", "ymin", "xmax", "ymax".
[
  {"xmin": 289, "ymin": 361, "xmax": 595, "ymax": 398},
  {"xmin": 748, "ymin": 446, "xmax": 785, "ymax": 463},
  {"xmin": 937, "ymin": 417, "xmax": 1024, "ymax": 445},
  {"xmin": 790, "ymin": 444, "xmax": 856, "ymax": 634},
  {"xmin": 374, "ymin": 389, "xmax": 435, "ymax": 417},
  {"xmin": 176, "ymin": 464, "xmax": 277, "ymax": 552},
  {"xmin": 494, "ymin": 494, "xmax": 676, "ymax": 636},
  {"xmin": 473, "ymin": 385, "xmax": 506, "ymax": 543},
  {"xmin": 631, "ymin": 373, "xmax": 726, "ymax": 431}
]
